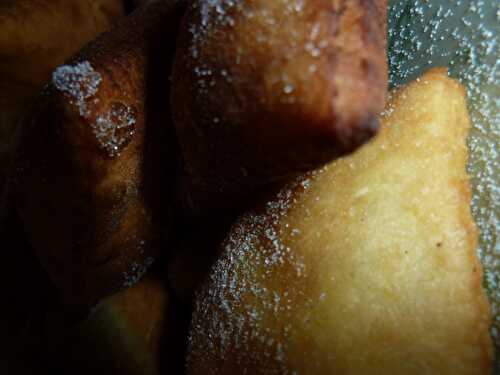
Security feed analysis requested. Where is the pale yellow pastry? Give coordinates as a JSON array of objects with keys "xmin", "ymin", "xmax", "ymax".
[{"xmin": 186, "ymin": 68, "xmax": 493, "ymax": 375}]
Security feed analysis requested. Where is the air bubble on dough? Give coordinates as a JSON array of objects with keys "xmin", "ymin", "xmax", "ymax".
[{"xmin": 388, "ymin": 0, "xmax": 499, "ymax": 370}]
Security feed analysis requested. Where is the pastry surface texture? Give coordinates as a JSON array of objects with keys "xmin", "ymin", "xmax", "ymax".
[
  {"xmin": 187, "ymin": 69, "xmax": 493, "ymax": 375},
  {"xmin": 0, "ymin": 0, "xmax": 126, "ymax": 156},
  {"xmin": 14, "ymin": 0, "xmax": 183, "ymax": 308},
  {"xmin": 172, "ymin": 0, "xmax": 388, "ymax": 215}
]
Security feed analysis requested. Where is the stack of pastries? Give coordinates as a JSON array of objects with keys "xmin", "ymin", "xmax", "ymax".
[{"xmin": 0, "ymin": 0, "xmax": 494, "ymax": 374}]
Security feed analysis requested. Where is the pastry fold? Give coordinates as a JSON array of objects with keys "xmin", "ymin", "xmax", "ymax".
[{"xmin": 14, "ymin": 0, "xmax": 184, "ymax": 309}]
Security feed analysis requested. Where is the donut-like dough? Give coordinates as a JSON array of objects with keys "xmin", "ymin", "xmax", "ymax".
[
  {"xmin": 14, "ymin": 0, "xmax": 184, "ymax": 309},
  {"xmin": 172, "ymin": 0, "xmax": 388, "ymax": 215},
  {"xmin": 0, "ymin": 0, "xmax": 126, "ymax": 157},
  {"xmin": 187, "ymin": 69, "xmax": 493, "ymax": 375}
]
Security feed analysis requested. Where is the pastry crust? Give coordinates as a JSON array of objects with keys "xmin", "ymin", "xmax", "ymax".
[
  {"xmin": 187, "ymin": 69, "xmax": 493, "ymax": 375},
  {"xmin": 45, "ymin": 275, "xmax": 177, "ymax": 375},
  {"xmin": 14, "ymin": 0, "xmax": 184, "ymax": 309},
  {"xmin": 0, "ymin": 0, "xmax": 126, "ymax": 157},
  {"xmin": 172, "ymin": 0, "xmax": 388, "ymax": 216}
]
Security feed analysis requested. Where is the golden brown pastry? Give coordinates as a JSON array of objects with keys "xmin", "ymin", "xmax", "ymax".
[
  {"xmin": 14, "ymin": 0, "xmax": 184, "ymax": 309},
  {"xmin": 172, "ymin": 0, "xmax": 388, "ymax": 215},
  {"xmin": 45, "ymin": 275, "xmax": 181, "ymax": 375},
  {"xmin": 0, "ymin": 0, "xmax": 126, "ymax": 158},
  {"xmin": 186, "ymin": 69, "xmax": 493, "ymax": 375}
]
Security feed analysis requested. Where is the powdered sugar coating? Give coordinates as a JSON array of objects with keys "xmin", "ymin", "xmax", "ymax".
[
  {"xmin": 187, "ymin": 1, "xmax": 498, "ymax": 371},
  {"xmin": 187, "ymin": 175, "xmax": 327, "ymax": 374},
  {"xmin": 92, "ymin": 103, "xmax": 137, "ymax": 157},
  {"xmin": 388, "ymin": 0, "xmax": 499, "ymax": 368},
  {"xmin": 52, "ymin": 61, "xmax": 137, "ymax": 158},
  {"xmin": 52, "ymin": 61, "xmax": 102, "ymax": 117},
  {"xmin": 186, "ymin": 0, "xmax": 338, "ymax": 104},
  {"xmin": 174, "ymin": 0, "xmax": 387, "ymax": 212}
]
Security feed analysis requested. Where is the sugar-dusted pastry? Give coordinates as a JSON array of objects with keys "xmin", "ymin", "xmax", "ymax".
[
  {"xmin": 14, "ymin": 0, "xmax": 184, "ymax": 309},
  {"xmin": 172, "ymin": 0, "xmax": 388, "ymax": 215},
  {"xmin": 0, "ymin": 0, "xmax": 126, "ymax": 158},
  {"xmin": 187, "ymin": 69, "xmax": 493, "ymax": 375}
]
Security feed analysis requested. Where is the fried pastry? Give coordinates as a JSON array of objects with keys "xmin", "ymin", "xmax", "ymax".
[
  {"xmin": 186, "ymin": 69, "xmax": 493, "ymax": 374},
  {"xmin": 0, "ymin": 0, "xmax": 126, "ymax": 158},
  {"xmin": 45, "ymin": 275, "xmax": 180, "ymax": 375},
  {"xmin": 14, "ymin": 0, "xmax": 184, "ymax": 309},
  {"xmin": 172, "ymin": 0, "xmax": 388, "ymax": 215}
]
